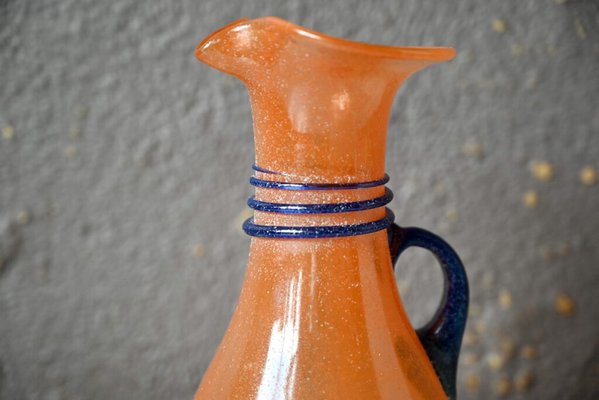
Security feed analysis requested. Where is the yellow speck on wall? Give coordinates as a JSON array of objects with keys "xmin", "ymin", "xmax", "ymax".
[
  {"xmin": 446, "ymin": 209, "xmax": 459, "ymax": 222},
  {"xmin": 530, "ymin": 160, "xmax": 554, "ymax": 181},
  {"xmin": 555, "ymin": 293, "xmax": 575, "ymax": 317},
  {"xmin": 495, "ymin": 376, "xmax": 512, "ymax": 397},
  {"xmin": 463, "ymin": 352, "xmax": 478, "ymax": 365},
  {"xmin": 491, "ymin": 19, "xmax": 507, "ymax": 33},
  {"xmin": 515, "ymin": 371, "xmax": 535, "ymax": 392},
  {"xmin": 521, "ymin": 345, "xmax": 537, "ymax": 360},
  {"xmin": 462, "ymin": 142, "xmax": 484, "ymax": 158},
  {"xmin": 193, "ymin": 244, "xmax": 205, "ymax": 257},
  {"xmin": 580, "ymin": 166, "xmax": 597, "ymax": 186},
  {"xmin": 465, "ymin": 374, "xmax": 480, "ymax": 392},
  {"xmin": 64, "ymin": 145, "xmax": 78, "ymax": 158},
  {"xmin": 17, "ymin": 211, "xmax": 30, "ymax": 225},
  {"xmin": 499, "ymin": 290, "xmax": 513, "ymax": 309},
  {"xmin": 499, "ymin": 338, "xmax": 515, "ymax": 360},
  {"xmin": 474, "ymin": 319, "xmax": 487, "ymax": 334},
  {"xmin": 463, "ymin": 330, "xmax": 479, "ymax": 346},
  {"xmin": 2, "ymin": 124, "xmax": 14, "ymax": 140},
  {"xmin": 486, "ymin": 352, "xmax": 505, "ymax": 370},
  {"xmin": 523, "ymin": 190, "xmax": 538, "ymax": 208},
  {"xmin": 233, "ymin": 207, "xmax": 254, "ymax": 234}
]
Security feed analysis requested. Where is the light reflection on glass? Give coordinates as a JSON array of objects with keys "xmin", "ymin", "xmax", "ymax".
[
  {"xmin": 331, "ymin": 90, "xmax": 350, "ymax": 111},
  {"xmin": 256, "ymin": 270, "xmax": 303, "ymax": 399}
]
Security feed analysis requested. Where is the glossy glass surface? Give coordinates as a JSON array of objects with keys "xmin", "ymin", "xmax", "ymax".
[{"xmin": 195, "ymin": 17, "xmax": 456, "ymax": 399}]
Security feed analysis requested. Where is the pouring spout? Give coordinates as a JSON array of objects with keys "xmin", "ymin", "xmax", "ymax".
[
  {"xmin": 196, "ymin": 18, "xmax": 249, "ymax": 57},
  {"xmin": 195, "ymin": 18, "xmax": 251, "ymax": 78}
]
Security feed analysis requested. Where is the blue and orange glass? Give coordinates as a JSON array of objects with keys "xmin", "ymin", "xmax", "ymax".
[{"xmin": 194, "ymin": 17, "xmax": 468, "ymax": 400}]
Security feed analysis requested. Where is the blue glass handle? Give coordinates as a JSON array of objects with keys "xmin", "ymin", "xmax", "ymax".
[{"xmin": 387, "ymin": 223, "xmax": 469, "ymax": 400}]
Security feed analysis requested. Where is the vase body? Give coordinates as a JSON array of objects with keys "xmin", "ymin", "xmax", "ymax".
[{"xmin": 194, "ymin": 17, "xmax": 468, "ymax": 400}]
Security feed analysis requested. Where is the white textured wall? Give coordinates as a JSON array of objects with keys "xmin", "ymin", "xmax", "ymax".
[{"xmin": 1, "ymin": 0, "xmax": 598, "ymax": 399}]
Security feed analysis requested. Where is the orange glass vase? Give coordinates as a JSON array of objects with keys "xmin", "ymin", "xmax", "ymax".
[{"xmin": 194, "ymin": 17, "xmax": 468, "ymax": 400}]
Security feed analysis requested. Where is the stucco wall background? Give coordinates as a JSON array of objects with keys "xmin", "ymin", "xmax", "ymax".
[{"xmin": 1, "ymin": 0, "xmax": 598, "ymax": 399}]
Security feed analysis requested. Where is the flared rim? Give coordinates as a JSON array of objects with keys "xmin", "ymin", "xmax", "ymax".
[
  {"xmin": 258, "ymin": 16, "xmax": 456, "ymax": 61},
  {"xmin": 196, "ymin": 16, "xmax": 456, "ymax": 63}
]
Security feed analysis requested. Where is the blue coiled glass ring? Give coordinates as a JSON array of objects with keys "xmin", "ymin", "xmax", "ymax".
[{"xmin": 243, "ymin": 168, "xmax": 394, "ymax": 238}]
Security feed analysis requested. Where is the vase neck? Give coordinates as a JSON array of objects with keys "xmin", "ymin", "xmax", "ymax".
[
  {"xmin": 247, "ymin": 83, "xmax": 396, "ymax": 183},
  {"xmin": 196, "ymin": 17, "xmax": 455, "ymax": 183}
]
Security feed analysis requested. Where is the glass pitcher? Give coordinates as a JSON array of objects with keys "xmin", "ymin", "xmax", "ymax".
[{"xmin": 194, "ymin": 17, "xmax": 469, "ymax": 400}]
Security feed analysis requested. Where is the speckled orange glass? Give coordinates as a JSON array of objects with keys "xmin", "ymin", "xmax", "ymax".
[{"xmin": 195, "ymin": 17, "xmax": 462, "ymax": 400}]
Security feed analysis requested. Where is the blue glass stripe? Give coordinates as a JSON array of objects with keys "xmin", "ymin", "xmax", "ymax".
[
  {"xmin": 250, "ymin": 174, "xmax": 390, "ymax": 191},
  {"xmin": 252, "ymin": 164, "xmax": 283, "ymax": 175},
  {"xmin": 247, "ymin": 187, "xmax": 393, "ymax": 214},
  {"xmin": 242, "ymin": 208, "xmax": 395, "ymax": 238}
]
